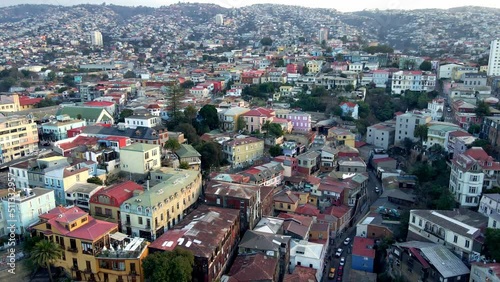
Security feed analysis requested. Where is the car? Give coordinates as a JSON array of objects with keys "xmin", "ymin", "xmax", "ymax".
[
  {"xmin": 335, "ymin": 248, "xmax": 343, "ymax": 257},
  {"xmin": 343, "ymin": 238, "xmax": 351, "ymax": 245},
  {"xmin": 340, "ymin": 257, "xmax": 345, "ymax": 266},
  {"xmin": 328, "ymin": 267, "xmax": 336, "ymax": 278},
  {"xmin": 375, "ymin": 187, "xmax": 380, "ymax": 193},
  {"xmin": 447, "ymin": 107, "xmax": 452, "ymax": 112}
]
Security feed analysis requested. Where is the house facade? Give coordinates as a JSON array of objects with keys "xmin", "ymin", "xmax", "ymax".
[
  {"xmin": 222, "ymin": 137, "xmax": 264, "ymax": 168},
  {"xmin": 120, "ymin": 143, "xmax": 161, "ymax": 175}
]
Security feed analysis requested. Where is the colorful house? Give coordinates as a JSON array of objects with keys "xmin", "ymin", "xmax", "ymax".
[{"xmin": 352, "ymin": 236, "xmax": 376, "ymax": 272}]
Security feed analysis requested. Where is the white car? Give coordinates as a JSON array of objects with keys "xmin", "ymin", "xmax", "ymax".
[
  {"xmin": 344, "ymin": 238, "xmax": 351, "ymax": 245},
  {"xmin": 340, "ymin": 257, "xmax": 345, "ymax": 266},
  {"xmin": 335, "ymin": 248, "xmax": 343, "ymax": 257}
]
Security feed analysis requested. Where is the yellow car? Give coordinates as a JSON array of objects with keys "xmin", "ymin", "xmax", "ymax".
[{"xmin": 329, "ymin": 267, "xmax": 336, "ymax": 278}]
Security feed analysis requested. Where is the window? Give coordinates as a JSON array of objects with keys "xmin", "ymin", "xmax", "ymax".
[
  {"xmin": 465, "ymin": 240, "xmax": 470, "ymax": 248},
  {"xmin": 419, "ymin": 219, "xmax": 422, "ymax": 227},
  {"xmin": 453, "ymin": 235, "xmax": 458, "ymax": 243},
  {"xmin": 138, "ymin": 217, "xmax": 143, "ymax": 225},
  {"xmin": 412, "ymin": 216, "xmax": 415, "ymax": 223},
  {"xmin": 469, "ymin": 187, "xmax": 477, "ymax": 194}
]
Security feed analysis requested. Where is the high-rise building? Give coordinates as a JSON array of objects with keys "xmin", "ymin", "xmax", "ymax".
[
  {"xmin": 488, "ymin": 39, "xmax": 500, "ymax": 76},
  {"xmin": 318, "ymin": 27, "xmax": 329, "ymax": 43},
  {"xmin": 215, "ymin": 14, "xmax": 224, "ymax": 26},
  {"xmin": 0, "ymin": 115, "xmax": 39, "ymax": 164},
  {"xmin": 90, "ymin": 31, "xmax": 103, "ymax": 46}
]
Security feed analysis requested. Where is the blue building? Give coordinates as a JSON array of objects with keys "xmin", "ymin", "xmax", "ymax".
[{"xmin": 351, "ymin": 236, "xmax": 376, "ymax": 272}]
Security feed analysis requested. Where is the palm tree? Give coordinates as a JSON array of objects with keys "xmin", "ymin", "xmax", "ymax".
[{"xmin": 30, "ymin": 239, "xmax": 63, "ymax": 282}]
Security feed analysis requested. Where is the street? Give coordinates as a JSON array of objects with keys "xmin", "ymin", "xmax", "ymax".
[{"xmin": 322, "ymin": 168, "xmax": 382, "ymax": 281}]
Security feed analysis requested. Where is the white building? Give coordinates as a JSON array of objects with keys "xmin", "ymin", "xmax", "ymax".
[
  {"xmin": 425, "ymin": 123, "xmax": 461, "ymax": 149},
  {"xmin": 318, "ymin": 27, "xmax": 328, "ymax": 42},
  {"xmin": 407, "ymin": 209, "xmax": 487, "ymax": 262},
  {"xmin": 65, "ymin": 182, "xmax": 103, "ymax": 211},
  {"xmin": 366, "ymin": 121, "xmax": 396, "ymax": 150},
  {"xmin": 124, "ymin": 115, "xmax": 161, "ymax": 129},
  {"xmin": 289, "ymin": 240, "xmax": 326, "ymax": 282},
  {"xmin": 394, "ymin": 110, "xmax": 432, "ymax": 144},
  {"xmin": 391, "ymin": 70, "xmax": 436, "ymax": 94},
  {"xmin": 427, "ymin": 98, "xmax": 445, "ymax": 121},
  {"xmin": 488, "ymin": 39, "xmax": 500, "ymax": 76},
  {"xmin": 438, "ymin": 63, "xmax": 463, "ymax": 79},
  {"xmin": 479, "ymin": 194, "xmax": 500, "ymax": 216},
  {"xmin": 215, "ymin": 14, "xmax": 224, "ymax": 25},
  {"xmin": 449, "ymin": 147, "xmax": 500, "ymax": 207},
  {"xmin": 90, "ymin": 31, "xmax": 103, "ymax": 47}
]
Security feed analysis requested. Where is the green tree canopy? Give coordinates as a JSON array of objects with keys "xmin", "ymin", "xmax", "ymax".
[
  {"xmin": 414, "ymin": 124, "xmax": 428, "ymax": 143},
  {"xmin": 164, "ymin": 139, "xmax": 181, "ymax": 151},
  {"xmin": 183, "ymin": 105, "xmax": 198, "ymax": 123},
  {"xmin": 196, "ymin": 141, "xmax": 224, "ymax": 170},
  {"xmin": 30, "ymin": 240, "xmax": 63, "ymax": 282},
  {"xmin": 468, "ymin": 124, "xmax": 481, "ymax": 135},
  {"xmin": 62, "ymin": 74, "xmax": 76, "ymax": 87},
  {"xmin": 180, "ymin": 80, "xmax": 195, "ymax": 89},
  {"xmin": 199, "ymin": 104, "xmax": 219, "ymax": 130},
  {"xmin": 363, "ymin": 45, "xmax": 394, "ymax": 54},
  {"xmin": 179, "ymin": 161, "xmax": 190, "ymax": 169},
  {"xmin": 142, "ymin": 248, "xmax": 194, "ymax": 282},
  {"xmin": 269, "ymin": 145, "xmax": 283, "ymax": 157},
  {"xmin": 260, "ymin": 37, "xmax": 273, "ymax": 46},
  {"xmin": 268, "ymin": 123, "xmax": 284, "ymax": 137},
  {"xmin": 475, "ymin": 100, "xmax": 491, "ymax": 118},
  {"xmin": 175, "ymin": 123, "xmax": 200, "ymax": 145},
  {"xmin": 311, "ymin": 86, "xmax": 328, "ymax": 97},
  {"xmin": 87, "ymin": 176, "xmax": 103, "ymax": 185},
  {"xmin": 485, "ymin": 228, "xmax": 500, "ymax": 262},
  {"xmin": 419, "ymin": 61, "xmax": 432, "ymax": 71},
  {"xmin": 119, "ymin": 109, "xmax": 134, "ymax": 122},
  {"xmin": 123, "ymin": 70, "xmax": 136, "ymax": 78},
  {"xmin": 237, "ymin": 116, "xmax": 247, "ymax": 132}
]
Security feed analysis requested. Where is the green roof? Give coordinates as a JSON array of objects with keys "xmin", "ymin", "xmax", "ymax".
[
  {"xmin": 121, "ymin": 143, "xmax": 159, "ymax": 152},
  {"xmin": 56, "ymin": 106, "xmax": 109, "ymax": 121},
  {"xmin": 175, "ymin": 144, "xmax": 201, "ymax": 158},
  {"xmin": 122, "ymin": 168, "xmax": 200, "ymax": 208}
]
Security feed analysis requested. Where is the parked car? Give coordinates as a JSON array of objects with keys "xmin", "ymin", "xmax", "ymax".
[
  {"xmin": 340, "ymin": 257, "xmax": 345, "ymax": 266},
  {"xmin": 335, "ymin": 248, "xmax": 343, "ymax": 257},
  {"xmin": 329, "ymin": 267, "xmax": 336, "ymax": 278},
  {"xmin": 375, "ymin": 187, "xmax": 380, "ymax": 193},
  {"xmin": 343, "ymin": 238, "xmax": 351, "ymax": 245}
]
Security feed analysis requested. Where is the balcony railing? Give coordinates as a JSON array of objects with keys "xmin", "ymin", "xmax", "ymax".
[{"xmin": 67, "ymin": 247, "xmax": 78, "ymax": 253}]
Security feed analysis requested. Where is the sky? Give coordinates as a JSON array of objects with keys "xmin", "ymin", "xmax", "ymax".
[{"xmin": 2, "ymin": 0, "xmax": 500, "ymax": 12}]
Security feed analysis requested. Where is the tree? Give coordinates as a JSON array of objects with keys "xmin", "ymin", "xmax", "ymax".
[
  {"xmin": 468, "ymin": 124, "xmax": 481, "ymax": 135},
  {"xmin": 183, "ymin": 105, "xmax": 198, "ymax": 123},
  {"xmin": 419, "ymin": 60, "xmax": 432, "ymax": 71},
  {"xmin": 30, "ymin": 240, "xmax": 63, "ymax": 282},
  {"xmin": 344, "ymin": 84, "xmax": 354, "ymax": 92},
  {"xmin": 268, "ymin": 123, "xmax": 284, "ymax": 137},
  {"xmin": 196, "ymin": 141, "xmax": 224, "ymax": 170},
  {"xmin": 142, "ymin": 248, "xmax": 194, "ymax": 282},
  {"xmin": 180, "ymin": 80, "xmax": 195, "ymax": 89},
  {"xmin": 485, "ymin": 228, "xmax": 500, "ymax": 262},
  {"xmin": 332, "ymin": 105, "xmax": 343, "ymax": 117},
  {"xmin": 20, "ymin": 81, "xmax": 31, "ymax": 88},
  {"xmin": 46, "ymin": 71, "xmax": 56, "ymax": 81},
  {"xmin": 414, "ymin": 124, "xmax": 428, "ymax": 144},
  {"xmin": 302, "ymin": 66, "xmax": 309, "ymax": 75},
  {"xmin": 358, "ymin": 101, "xmax": 370, "ymax": 119},
  {"xmin": 164, "ymin": 139, "xmax": 181, "ymax": 151},
  {"xmin": 119, "ymin": 109, "xmax": 134, "ymax": 122},
  {"xmin": 167, "ymin": 85, "xmax": 185, "ymax": 124},
  {"xmin": 179, "ymin": 161, "xmax": 190, "ymax": 169},
  {"xmin": 269, "ymin": 145, "xmax": 283, "ymax": 157},
  {"xmin": 123, "ymin": 70, "xmax": 136, "ymax": 78},
  {"xmin": 395, "ymin": 210, "xmax": 410, "ymax": 241},
  {"xmin": 475, "ymin": 100, "xmax": 491, "ymax": 118},
  {"xmin": 311, "ymin": 86, "xmax": 328, "ymax": 97},
  {"xmin": 260, "ymin": 37, "xmax": 273, "ymax": 46},
  {"xmin": 62, "ymin": 74, "xmax": 76, "ymax": 87},
  {"xmin": 175, "ymin": 123, "xmax": 200, "ymax": 145},
  {"xmin": 198, "ymin": 104, "xmax": 219, "ymax": 130},
  {"xmin": 236, "ymin": 116, "xmax": 247, "ymax": 132},
  {"xmin": 36, "ymin": 97, "xmax": 57, "ymax": 108},
  {"xmin": 335, "ymin": 53, "xmax": 344, "ymax": 62},
  {"xmin": 87, "ymin": 176, "xmax": 103, "ymax": 185},
  {"xmin": 0, "ymin": 77, "xmax": 16, "ymax": 92}
]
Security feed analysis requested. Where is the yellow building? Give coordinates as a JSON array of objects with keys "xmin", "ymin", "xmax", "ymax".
[
  {"xmin": 219, "ymin": 107, "xmax": 250, "ymax": 131},
  {"xmin": 273, "ymin": 190, "xmax": 299, "ymax": 213},
  {"xmin": 120, "ymin": 143, "xmax": 161, "ymax": 175},
  {"xmin": 222, "ymin": 137, "xmax": 264, "ymax": 168},
  {"xmin": 328, "ymin": 127, "xmax": 356, "ymax": 148},
  {"xmin": 0, "ymin": 115, "xmax": 39, "ymax": 164},
  {"xmin": 32, "ymin": 206, "xmax": 149, "ymax": 282},
  {"xmin": 0, "ymin": 94, "xmax": 42, "ymax": 112},
  {"xmin": 306, "ymin": 60, "xmax": 323, "ymax": 74},
  {"xmin": 120, "ymin": 167, "xmax": 203, "ymax": 241}
]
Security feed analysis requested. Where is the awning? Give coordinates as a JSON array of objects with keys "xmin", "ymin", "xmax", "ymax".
[{"xmin": 110, "ymin": 232, "xmax": 128, "ymax": 241}]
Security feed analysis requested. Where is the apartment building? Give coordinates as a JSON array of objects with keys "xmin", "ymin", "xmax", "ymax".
[
  {"xmin": 427, "ymin": 98, "xmax": 445, "ymax": 121},
  {"xmin": 119, "ymin": 167, "xmax": 202, "ymax": 240},
  {"xmin": 41, "ymin": 115, "xmax": 87, "ymax": 141},
  {"xmin": 372, "ymin": 70, "xmax": 390, "ymax": 88},
  {"xmin": 479, "ymin": 194, "xmax": 500, "ymax": 216},
  {"xmin": 395, "ymin": 110, "xmax": 432, "ymax": 143},
  {"xmin": 407, "ymin": 209, "xmax": 488, "ymax": 262},
  {"xmin": 219, "ymin": 107, "xmax": 250, "ymax": 131},
  {"xmin": 65, "ymin": 183, "xmax": 103, "ymax": 211},
  {"xmin": 174, "ymin": 144, "xmax": 201, "ymax": 170},
  {"xmin": 391, "ymin": 70, "xmax": 436, "ymax": 94},
  {"xmin": 462, "ymin": 73, "xmax": 487, "ymax": 87},
  {"xmin": 240, "ymin": 107, "xmax": 275, "ymax": 133},
  {"xmin": 488, "ymin": 39, "xmax": 500, "ymax": 76},
  {"xmin": 223, "ymin": 136, "xmax": 264, "ymax": 168},
  {"xmin": 328, "ymin": 127, "xmax": 356, "ymax": 147},
  {"xmin": 306, "ymin": 60, "xmax": 323, "ymax": 74},
  {"xmin": 120, "ymin": 143, "xmax": 161, "ymax": 175},
  {"xmin": 449, "ymin": 147, "xmax": 500, "ymax": 207},
  {"xmin": 481, "ymin": 116, "xmax": 500, "ymax": 147},
  {"xmin": 425, "ymin": 123, "xmax": 462, "ymax": 149},
  {"xmin": 124, "ymin": 115, "xmax": 161, "ymax": 129},
  {"xmin": 0, "ymin": 115, "xmax": 38, "ymax": 164},
  {"xmin": 275, "ymin": 110, "xmax": 312, "ymax": 133},
  {"xmin": 1, "ymin": 188, "xmax": 55, "ymax": 235},
  {"xmin": 89, "ymin": 181, "xmax": 144, "ymax": 232},
  {"xmin": 289, "ymin": 240, "xmax": 327, "ymax": 282},
  {"xmin": 149, "ymin": 205, "xmax": 240, "ymax": 282},
  {"xmin": 366, "ymin": 121, "xmax": 396, "ymax": 149}
]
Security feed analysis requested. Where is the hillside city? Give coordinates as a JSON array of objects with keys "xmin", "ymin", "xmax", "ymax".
[{"xmin": 0, "ymin": 3, "xmax": 500, "ymax": 282}]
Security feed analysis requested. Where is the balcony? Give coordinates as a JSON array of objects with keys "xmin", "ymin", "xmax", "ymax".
[{"xmin": 67, "ymin": 247, "xmax": 78, "ymax": 253}]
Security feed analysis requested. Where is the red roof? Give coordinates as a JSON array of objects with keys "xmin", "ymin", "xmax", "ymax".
[
  {"xmin": 241, "ymin": 107, "xmax": 275, "ymax": 118},
  {"xmin": 284, "ymin": 265, "xmax": 317, "ymax": 282},
  {"xmin": 83, "ymin": 101, "xmax": 115, "ymax": 107},
  {"xmin": 295, "ymin": 203, "xmax": 320, "ymax": 217},
  {"xmin": 90, "ymin": 181, "xmax": 144, "ymax": 207},
  {"xmin": 227, "ymin": 253, "xmax": 278, "ymax": 281},
  {"xmin": 38, "ymin": 206, "xmax": 117, "ymax": 241},
  {"xmin": 58, "ymin": 135, "xmax": 99, "ymax": 151},
  {"xmin": 352, "ymin": 236, "xmax": 376, "ymax": 258},
  {"xmin": 372, "ymin": 157, "xmax": 396, "ymax": 164},
  {"xmin": 323, "ymin": 205, "xmax": 351, "ymax": 218},
  {"xmin": 19, "ymin": 96, "xmax": 43, "ymax": 106},
  {"xmin": 409, "ymin": 247, "xmax": 430, "ymax": 268},
  {"xmin": 340, "ymin": 101, "xmax": 357, "ymax": 108},
  {"xmin": 355, "ymin": 141, "xmax": 367, "ymax": 148}
]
